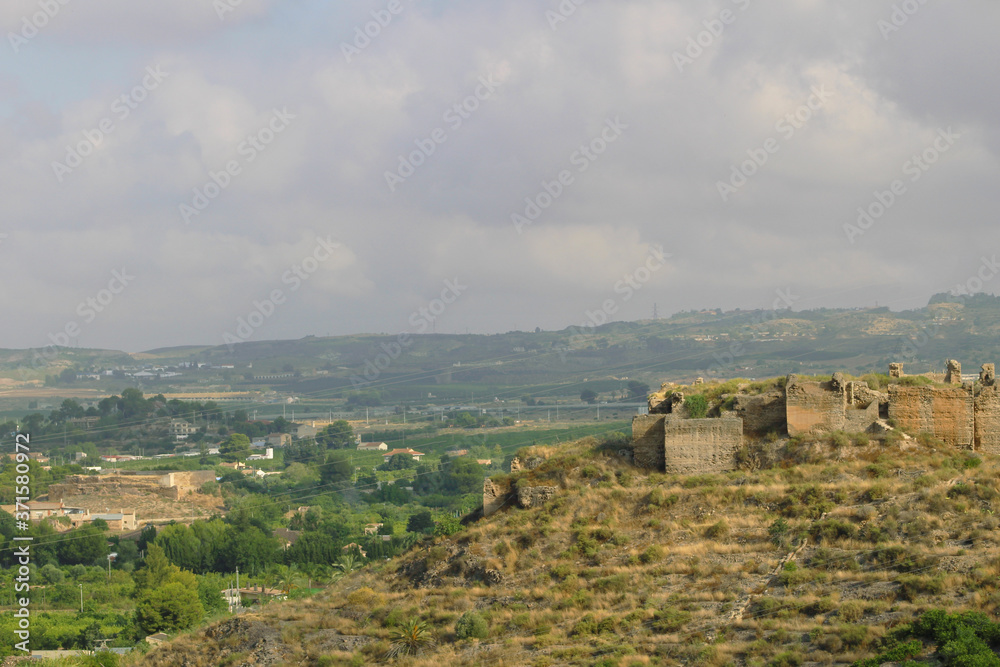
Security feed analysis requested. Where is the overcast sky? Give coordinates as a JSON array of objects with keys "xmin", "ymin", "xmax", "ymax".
[{"xmin": 1, "ymin": 0, "xmax": 998, "ymax": 352}]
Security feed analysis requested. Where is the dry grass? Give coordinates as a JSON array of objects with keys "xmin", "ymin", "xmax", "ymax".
[{"xmin": 123, "ymin": 434, "xmax": 1000, "ymax": 667}]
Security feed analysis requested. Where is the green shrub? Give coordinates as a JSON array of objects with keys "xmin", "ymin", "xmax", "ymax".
[
  {"xmin": 838, "ymin": 600, "xmax": 865, "ymax": 622},
  {"xmin": 685, "ymin": 394, "xmax": 709, "ymax": 419},
  {"xmin": 455, "ymin": 611, "xmax": 489, "ymax": 640},
  {"xmin": 769, "ymin": 651, "xmax": 803, "ymax": 667},
  {"xmin": 651, "ymin": 606, "xmax": 690, "ymax": 633},
  {"xmin": 645, "ymin": 488, "xmax": 679, "ymax": 509},
  {"xmin": 639, "ymin": 545, "xmax": 664, "ymax": 564},
  {"xmin": 704, "ymin": 520, "xmax": 730, "ymax": 540}
]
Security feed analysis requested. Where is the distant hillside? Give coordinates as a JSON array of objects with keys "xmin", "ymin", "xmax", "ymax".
[{"xmin": 8, "ymin": 294, "xmax": 1000, "ymax": 402}]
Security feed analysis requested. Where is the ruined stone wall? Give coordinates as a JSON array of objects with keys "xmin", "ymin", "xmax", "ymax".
[
  {"xmin": 49, "ymin": 475, "xmax": 174, "ymax": 502},
  {"xmin": 888, "ymin": 385, "xmax": 974, "ymax": 448},
  {"xmin": 733, "ymin": 391, "xmax": 786, "ymax": 438},
  {"xmin": 663, "ymin": 418, "xmax": 743, "ymax": 474},
  {"xmin": 159, "ymin": 470, "xmax": 217, "ymax": 498},
  {"xmin": 482, "ymin": 479, "xmax": 509, "ymax": 517},
  {"xmin": 975, "ymin": 385, "xmax": 1000, "ymax": 454},
  {"xmin": 632, "ymin": 414, "xmax": 666, "ymax": 470},
  {"xmin": 785, "ymin": 377, "xmax": 846, "ymax": 436},
  {"xmin": 844, "ymin": 401, "xmax": 880, "ymax": 432}
]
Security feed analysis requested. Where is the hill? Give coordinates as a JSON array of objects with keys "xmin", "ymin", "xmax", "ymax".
[
  {"xmin": 133, "ymin": 431, "xmax": 1000, "ymax": 666},
  {"xmin": 9, "ymin": 294, "xmax": 1000, "ymax": 404}
]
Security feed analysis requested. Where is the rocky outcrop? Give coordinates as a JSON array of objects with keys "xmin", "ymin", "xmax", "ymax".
[
  {"xmin": 509, "ymin": 456, "xmax": 543, "ymax": 474},
  {"xmin": 516, "ymin": 486, "xmax": 557, "ymax": 509}
]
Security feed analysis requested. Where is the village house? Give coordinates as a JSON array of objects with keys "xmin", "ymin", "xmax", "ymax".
[
  {"xmin": 382, "ymin": 448, "xmax": 425, "ymax": 462},
  {"xmin": 357, "ymin": 441, "xmax": 388, "ymax": 451},
  {"xmin": 67, "ymin": 509, "xmax": 138, "ymax": 532},
  {"xmin": 267, "ymin": 433, "xmax": 292, "ymax": 448}
]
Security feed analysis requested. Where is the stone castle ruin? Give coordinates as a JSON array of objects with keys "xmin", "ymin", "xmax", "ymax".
[{"xmin": 633, "ymin": 361, "xmax": 1000, "ymax": 474}]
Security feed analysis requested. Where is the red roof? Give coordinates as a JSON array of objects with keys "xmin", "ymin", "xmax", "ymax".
[{"xmin": 382, "ymin": 448, "xmax": 425, "ymax": 457}]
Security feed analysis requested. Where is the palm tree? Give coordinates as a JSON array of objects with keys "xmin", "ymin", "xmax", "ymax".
[
  {"xmin": 386, "ymin": 619, "xmax": 434, "ymax": 658},
  {"xmin": 335, "ymin": 553, "xmax": 359, "ymax": 574},
  {"xmin": 276, "ymin": 564, "xmax": 303, "ymax": 597}
]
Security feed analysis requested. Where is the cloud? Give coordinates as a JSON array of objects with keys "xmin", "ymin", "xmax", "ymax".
[{"xmin": 0, "ymin": 0, "xmax": 998, "ymax": 349}]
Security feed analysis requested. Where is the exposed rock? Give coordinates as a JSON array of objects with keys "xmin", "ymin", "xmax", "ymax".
[
  {"xmin": 648, "ymin": 382, "xmax": 673, "ymax": 414},
  {"xmin": 509, "ymin": 456, "xmax": 543, "ymax": 474},
  {"xmin": 305, "ymin": 630, "xmax": 375, "ymax": 653},
  {"xmin": 484, "ymin": 569, "xmax": 504, "ymax": 586},
  {"xmin": 981, "ymin": 363, "xmax": 996, "ymax": 386},
  {"xmin": 203, "ymin": 617, "xmax": 291, "ymax": 665},
  {"xmin": 830, "ymin": 372, "xmax": 846, "ymax": 392},
  {"xmin": 889, "ymin": 362, "xmax": 904, "ymax": 378},
  {"xmin": 516, "ymin": 485, "xmax": 557, "ymax": 509}
]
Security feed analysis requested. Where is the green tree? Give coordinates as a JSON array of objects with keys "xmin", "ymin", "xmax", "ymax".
[
  {"xmin": 155, "ymin": 524, "xmax": 201, "ymax": 572},
  {"xmin": 580, "ymin": 389, "xmax": 598, "ymax": 404},
  {"xmin": 317, "ymin": 420, "xmax": 354, "ymax": 449},
  {"xmin": 321, "ymin": 450, "xmax": 353, "ymax": 487},
  {"xmin": 57, "ymin": 525, "xmax": 106, "ymax": 565},
  {"xmin": 135, "ymin": 581, "xmax": 204, "ymax": 634},
  {"xmin": 627, "ymin": 380, "xmax": 650, "ymax": 398},
  {"xmin": 442, "ymin": 457, "xmax": 484, "ymax": 495},
  {"xmin": 407, "ymin": 510, "xmax": 434, "ymax": 533},
  {"xmin": 380, "ymin": 454, "xmax": 416, "ymax": 471},
  {"xmin": 220, "ymin": 433, "xmax": 252, "ymax": 462}
]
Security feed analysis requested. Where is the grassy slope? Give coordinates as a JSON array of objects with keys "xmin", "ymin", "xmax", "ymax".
[{"xmin": 131, "ymin": 433, "xmax": 1000, "ymax": 667}]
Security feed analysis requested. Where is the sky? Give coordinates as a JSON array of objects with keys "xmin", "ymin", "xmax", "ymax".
[{"xmin": 0, "ymin": 0, "xmax": 998, "ymax": 352}]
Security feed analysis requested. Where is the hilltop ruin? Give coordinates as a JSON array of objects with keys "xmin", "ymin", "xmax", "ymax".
[{"xmin": 633, "ymin": 361, "xmax": 1000, "ymax": 474}]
